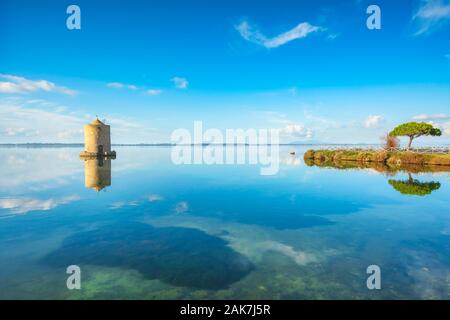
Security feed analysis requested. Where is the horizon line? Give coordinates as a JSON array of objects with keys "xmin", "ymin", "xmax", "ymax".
[
  {"xmin": 1, "ymin": 142, "xmax": 449, "ymax": 147},
  {"xmin": 0, "ymin": 142, "xmax": 385, "ymax": 147}
]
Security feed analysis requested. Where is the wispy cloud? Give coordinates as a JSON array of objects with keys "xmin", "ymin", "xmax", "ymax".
[
  {"xmin": 107, "ymin": 82, "xmax": 124, "ymax": 89},
  {"xmin": 108, "ymin": 82, "xmax": 164, "ymax": 97},
  {"xmin": 364, "ymin": 115, "xmax": 383, "ymax": 128},
  {"xmin": 110, "ymin": 201, "xmax": 126, "ymax": 210},
  {"xmin": 0, "ymin": 195, "xmax": 80, "ymax": 215},
  {"xmin": 0, "ymin": 74, "xmax": 77, "ymax": 96},
  {"xmin": 110, "ymin": 194, "xmax": 164, "ymax": 210},
  {"xmin": 263, "ymin": 111, "xmax": 313, "ymax": 142},
  {"xmin": 327, "ymin": 33, "xmax": 339, "ymax": 40},
  {"xmin": 107, "ymin": 82, "xmax": 138, "ymax": 90},
  {"xmin": 171, "ymin": 77, "xmax": 189, "ymax": 89},
  {"xmin": 426, "ymin": 120, "xmax": 450, "ymax": 135},
  {"xmin": 441, "ymin": 122, "xmax": 450, "ymax": 134},
  {"xmin": 413, "ymin": 113, "xmax": 449, "ymax": 120},
  {"xmin": 0, "ymin": 148, "xmax": 83, "ymax": 191},
  {"xmin": 148, "ymin": 194, "xmax": 164, "ymax": 202},
  {"xmin": 274, "ymin": 123, "xmax": 313, "ymax": 140},
  {"xmin": 109, "ymin": 200, "xmax": 140, "ymax": 210},
  {"xmin": 273, "ymin": 123, "xmax": 314, "ymax": 142},
  {"xmin": 0, "ymin": 97, "xmax": 158, "ymax": 143},
  {"xmin": 236, "ymin": 20, "xmax": 323, "ymax": 48},
  {"xmin": 0, "ymin": 99, "xmax": 85, "ymax": 142},
  {"xmin": 412, "ymin": 0, "xmax": 450, "ymax": 36},
  {"xmin": 145, "ymin": 89, "xmax": 162, "ymax": 96},
  {"xmin": 174, "ymin": 201, "xmax": 189, "ymax": 214},
  {"xmin": 3, "ymin": 127, "xmax": 40, "ymax": 137}
]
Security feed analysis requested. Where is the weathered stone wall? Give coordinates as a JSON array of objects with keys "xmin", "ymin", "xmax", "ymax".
[{"xmin": 84, "ymin": 123, "xmax": 111, "ymax": 154}]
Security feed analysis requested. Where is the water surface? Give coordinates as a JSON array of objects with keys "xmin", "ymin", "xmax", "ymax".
[{"xmin": 0, "ymin": 146, "xmax": 449, "ymax": 299}]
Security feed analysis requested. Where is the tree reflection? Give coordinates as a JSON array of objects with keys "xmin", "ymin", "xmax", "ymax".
[
  {"xmin": 304, "ymin": 158, "xmax": 444, "ymax": 197},
  {"xmin": 388, "ymin": 173, "xmax": 441, "ymax": 196}
]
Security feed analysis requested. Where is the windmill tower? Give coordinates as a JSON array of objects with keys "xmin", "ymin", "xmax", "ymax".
[{"xmin": 80, "ymin": 117, "xmax": 116, "ymax": 158}]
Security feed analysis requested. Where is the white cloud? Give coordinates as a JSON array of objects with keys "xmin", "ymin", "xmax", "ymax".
[
  {"xmin": 110, "ymin": 194, "xmax": 164, "ymax": 210},
  {"xmin": 110, "ymin": 201, "xmax": 125, "ymax": 209},
  {"xmin": 413, "ymin": 0, "xmax": 450, "ymax": 36},
  {"xmin": 110, "ymin": 200, "xmax": 139, "ymax": 210},
  {"xmin": 264, "ymin": 111, "xmax": 314, "ymax": 141},
  {"xmin": 431, "ymin": 121, "xmax": 450, "ymax": 135},
  {"xmin": 107, "ymin": 82, "xmax": 125, "ymax": 89},
  {"xmin": 108, "ymin": 82, "xmax": 163, "ymax": 96},
  {"xmin": 236, "ymin": 20, "xmax": 323, "ymax": 48},
  {"xmin": 0, "ymin": 101, "xmax": 86, "ymax": 142},
  {"xmin": 56, "ymin": 128, "xmax": 83, "ymax": 139},
  {"xmin": 175, "ymin": 201, "xmax": 189, "ymax": 214},
  {"xmin": 0, "ymin": 97, "xmax": 158, "ymax": 143},
  {"xmin": 364, "ymin": 115, "xmax": 383, "ymax": 128},
  {"xmin": 146, "ymin": 89, "xmax": 162, "ymax": 96},
  {"xmin": 0, "ymin": 195, "xmax": 80, "ymax": 215},
  {"xmin": 327, "ymin": 33, "xmax": 339, "ymax": 40},
  {"xmin": 3, "ymin": 127, "xmax": 26, "ymax": 136},
  {"xmin": 171, "ymin": 77, "xmax": 189, "ymax": 89},
  {"xmin": 275, "ymin": 123, "xmax": 313, "ymax": 140},
  {"xmin": 413, "ymin": 113, "xmax": 449, "ymax": 120},
  {"xmin": 148, "ymin": 194, "xmax": 164, "ymax": 202},
  {"xmin": 107, "ymin": 82, "xmax": 139, "ymax": 91},
  {"xmin": 3, "ymin": 127, "xmax": 40, "ymax": 137},
  {"xmin": 285, "ymin": 155, "xmax": 302, "ymax": 166},
  {"xmin": 0, "ymin": 74, "xmax": 77, "ymax": 96},
  {"xmin": 442, "ymin": 122, "xmax": 450, "ymax": 135},
  {"xmin": 0, "ymin": 148, "xmax": 85, "ymax": 192}
]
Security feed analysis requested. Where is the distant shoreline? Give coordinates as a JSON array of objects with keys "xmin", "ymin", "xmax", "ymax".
[
  {"xmin": 0, "ymin": 143, "xmax": 449, "ymax": 148},
  {"xmin": 0, "ymin": 143, "xmax": 387, "ymax": 148}
]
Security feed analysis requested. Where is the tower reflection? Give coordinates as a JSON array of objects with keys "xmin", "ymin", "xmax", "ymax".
[{"xmin": 82, "ymin": 156, "xmax": 112, "ymax": 192}]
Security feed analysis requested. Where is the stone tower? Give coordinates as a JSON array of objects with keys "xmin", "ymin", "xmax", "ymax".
[{"xmin": 80, "ymin": 118, "xmax": 116, "ymax": 158}]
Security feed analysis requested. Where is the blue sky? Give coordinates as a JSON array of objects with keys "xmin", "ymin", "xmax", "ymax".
[{"xmin": 1, "ymin": 0, "xmax": 450, "ymax": 144}]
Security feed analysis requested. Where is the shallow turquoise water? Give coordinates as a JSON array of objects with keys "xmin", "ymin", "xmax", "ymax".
[{"xmin": 0, "ymin": 146, "xmax": 449, "ymax": 299}]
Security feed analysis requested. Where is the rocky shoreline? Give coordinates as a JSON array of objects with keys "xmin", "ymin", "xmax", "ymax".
[{"xmin": 304, "ymin": 149, "xmax": 450, "ymax": 167}]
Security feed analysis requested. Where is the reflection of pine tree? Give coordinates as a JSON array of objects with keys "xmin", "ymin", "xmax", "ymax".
[
  {"xmin": 305, "ymin": 157, "xmax": 444, "ymax": 197},
  {"xmin": 388, "ymin": 173, "xmax": 441, "ymax": 196}
]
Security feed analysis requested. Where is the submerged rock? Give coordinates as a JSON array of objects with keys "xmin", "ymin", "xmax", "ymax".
[{"xmin": 42, "ymin": 222, "xmax": 253, "ymax": 290}]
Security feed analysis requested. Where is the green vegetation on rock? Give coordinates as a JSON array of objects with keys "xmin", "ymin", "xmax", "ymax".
[{"xmin": 304, "ymin": 149, "xmax": 450, "ymax": 167}]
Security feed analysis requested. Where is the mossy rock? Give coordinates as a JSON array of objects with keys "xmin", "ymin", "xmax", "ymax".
[
  {"xmin": 304, "ymin": 149, "xmax": 450, "ymax": 172},
  {"xmin": 304, "ymin": 150, "xmax": 315, "ymax": 160}
]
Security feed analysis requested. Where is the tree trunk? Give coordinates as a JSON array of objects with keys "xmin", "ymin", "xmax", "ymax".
[{"xmin": 407, "ymin": 136, "xmax": 414, "ymax": 151}]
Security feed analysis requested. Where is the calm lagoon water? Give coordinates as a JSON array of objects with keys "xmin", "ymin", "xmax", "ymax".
[{"xmin": 0, "ymin": 146, "xmax": 449, "ymax": 299}]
